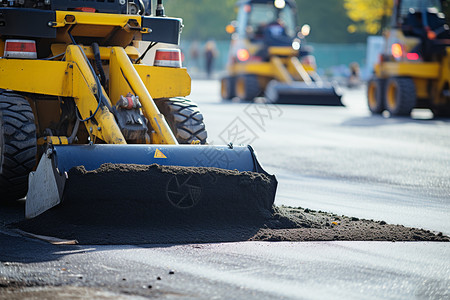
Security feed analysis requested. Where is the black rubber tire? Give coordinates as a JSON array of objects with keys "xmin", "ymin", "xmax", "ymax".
[
  {"xmin": 0, "ymin": 92, "xmax": 37, "ymax": 201},
  {"xmin": 155, "ymin": 97, "xmax": 207, "ymax": 144},
  {"xmin": 367, "ymin": 78, "xmax": 385, "ymax": 114},
  {"xmin": 221, "ymin": 76, "xmax": 236, "ymax": 101},
  {"xmin": 235, "ymin": 75, "xmax": 261, "ymax": 102},
  {"xmin": 385, "ymin": 77, "xmax": 416, "ymax": 116}
]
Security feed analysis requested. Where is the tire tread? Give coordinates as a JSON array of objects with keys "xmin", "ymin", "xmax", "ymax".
[
  {"xmin": 385, "ymin": 77, "xmax": 416, "ymax": 116},
  {"xmin": 155, "ymin": 97, "xmax": 208, "ymax": 144},
  {"xmin": 0, "ymin": 92, "xmax": 37, "ymax": 201}
]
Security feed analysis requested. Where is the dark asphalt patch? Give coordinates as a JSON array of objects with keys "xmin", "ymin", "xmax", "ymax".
[
  {"xmin": 13, "ymin": 163, "xmax": 449, "ymax": 244},
  {"xmin": 15, "ymin": 205, "xmax": 449, "ymax": 244}
]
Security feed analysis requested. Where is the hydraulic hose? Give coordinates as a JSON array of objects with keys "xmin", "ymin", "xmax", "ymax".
[
  {"xmin": 138, "ymin": 0, "xmax": 146, "ymax": 15},
  {"xmin": 68, "ymin": 31, "xmax": 112, "ymax": 122},
  {"xmin": 91, "ymin": 43, "xmax": 106, "ymax": 87}
]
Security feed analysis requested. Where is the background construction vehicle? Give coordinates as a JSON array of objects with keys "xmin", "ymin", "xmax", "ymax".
[
  {"xmin": 0, "ymin": 0, "xmax": 276, "ymax": 219},
  {"xmin": 221, "ymin": 0, "xmax": 342, "ymax": 105},
  {"xmin": 367, "ymin": 0, "xmax": 450, "ymax": 117}
]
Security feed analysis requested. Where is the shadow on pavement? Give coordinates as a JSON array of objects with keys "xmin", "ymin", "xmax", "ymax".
[{"xmin": 340, "ymin": 114, "xmax": 450, "ymax": 127}]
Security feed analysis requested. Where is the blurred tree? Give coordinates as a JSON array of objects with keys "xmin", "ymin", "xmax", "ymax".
[
  {"xmin": 163, "ymin": 0, "xmax": 236, "ymax": 40},
  {"xmin": 160, "ymin": 0, "xmax": 367, "ymax": 43},
  {"xmin": 296, "ymin": 0, "xmax": 367, "ymax": 43},
  {"xmin": 344, "ymin": 0, "xmax": 393, "ymax": 35}
]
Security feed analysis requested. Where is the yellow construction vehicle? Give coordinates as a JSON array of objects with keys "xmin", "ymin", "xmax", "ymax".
[
  {"xmin": 0, "ymin": 0, "xmax": 276, "ymax": 219},
  {"xmin": 221, "ymin": 0, "xmax": 342, "ymax": 105},
  {"xmin": 367, "ymin": 0, "xmax": 450, "ymax": 117}
]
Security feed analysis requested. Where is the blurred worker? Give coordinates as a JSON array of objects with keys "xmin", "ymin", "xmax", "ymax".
[
  {"xmin": 263, "ymin": 19, "xmax": 291, "ymax": 46},
  {"xmin": 266, "ymin": 19, "xmax": 286, "ymax": 36},
  {"xmin": 204, "ymin": 40, "xmax": 218, "ymax": 79},
  {"xmin": 347, "ymin": 62, "xmax": 361, "ymax": 88},
  {"xmin": 188, "ymin": 41, "xmax": 200, "ymax": 72}
]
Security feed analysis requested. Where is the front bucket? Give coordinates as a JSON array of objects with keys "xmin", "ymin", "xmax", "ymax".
[
  {"xmin": 25, "ymin": 144, "xmax": 277, "ymax": 222},
  {"xmin": 265, "ymin": 81, "xmax": 343, "ymax": 106}
]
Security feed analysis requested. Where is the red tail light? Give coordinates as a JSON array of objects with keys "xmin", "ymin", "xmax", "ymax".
[
  {"xmin": 74, "ymin": 7, "xmax": 96, "ymax": 13},
  {"xmin": 406, "ymin": 52, "xmax": 420, "ymax": 60},
  {"xmin": 153, "ymin": 49, "xmax": 182, "ymax": 68},
  {"xmin": 4, "ymin": 40, "xmax": 37, "ymax": 59}
]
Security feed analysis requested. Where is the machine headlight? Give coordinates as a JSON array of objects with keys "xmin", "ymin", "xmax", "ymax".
[
  {"xmin": 237, "ymin": 49, "xmax": 250, "ymax": 62},
  {"xmin": 292, "ymin": 39, "xmax": 301, "ymax": 51},
  {"xmin": 391, "ymin": 43, "xmax": 403, "ymax": 60},
  {"xmin": 301, "ymin": 24, "xmax": 311, "ymax": 37},
  {"xmin": 274, "ymin": 0, "xmax": 285, "ymax": 9}
]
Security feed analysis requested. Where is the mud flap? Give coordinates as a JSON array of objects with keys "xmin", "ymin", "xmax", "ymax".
[{"xmin": 25, "ymin": 150, "xmax": 66, "ymax": 219}]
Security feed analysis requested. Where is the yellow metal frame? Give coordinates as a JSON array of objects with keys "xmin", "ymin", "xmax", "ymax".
[
  {"xmin": 228, "ymin": 44, "xmax": 317, "ymax": 90},
  {"xmin": 268, "ymin": 47, "xmax": 298, "ymax": 57},
  {"xmin": 51, "ymin": 11, "xmax": 149, "ymax": 46},
  {"xmin": 51, "ymin": 44, "xmax": 141, "ymax": 60},
  {"xmin": 375, "ymin": 61, "xmax": 440, "ymax": 101},
  {"xmin": 375, "ymin": 62, "xmax": 440, "ymax": 79},
  {"xmin": 375, "ymin": 47, "xmax": 450, "ymax": 105},
  {"xmin": 0, "ymin": 55, "xmax": 190, "ymax": 100},
  {"xmin": 229, "ymin": 55, "xmax": 314, "ymax": 85},
  {"xmin": 54, "ymin": 11, "xmax": 144, "ymax": 28},
  {"xmin": 0, "ymin": 59, "xmax": 71, "ymax": 97},
  {"xmin": 0, "ymin": 44, "xmax": 190, "ymax": 145}
]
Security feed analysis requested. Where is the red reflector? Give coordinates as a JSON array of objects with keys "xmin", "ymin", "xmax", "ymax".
[
  {"xmin": 4, "ymin": 40, "xmax": 37, "ymax": 59},
  {"xmin": 74, "ymin": 7, "xmax": 96, "ymax": 12},
  {"xmin": 249, "ymin": 56, "xmax": 262, "ymax": 62},
  {"xmin": 407, "ymin": 53, "xmax": 419, "ymax": 60},
  {"xmin": 5, "ymin": 41, "xmax": 36, "ymax": 52},
  {"xmin": 155, "ymin": 51, "xmax": 181, "ymax": 61},
  {"xmin": 153, "ymin": 49, "xmax": 182, "ymax": 68}
]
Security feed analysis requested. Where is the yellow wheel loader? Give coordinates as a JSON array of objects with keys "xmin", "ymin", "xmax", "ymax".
[
  {"xmin": 0, "ymin": 0, "xmax": 276, "ymax": 221},
  {"xmin": 221, "ymin": 0, "xmax": 342, "ymax": 105},
  {"xmin": 368, "ymin": 0, "xmax": 450, "ymax": 117}
]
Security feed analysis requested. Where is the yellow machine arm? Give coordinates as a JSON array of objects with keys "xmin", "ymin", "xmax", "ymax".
[
  {"xmin": 109, "ymin": 46, "xmax": 178, "ymax": 144},
  {"xmin": 65, "ymin": 45, "xmax": 126, "ymax": 144}
]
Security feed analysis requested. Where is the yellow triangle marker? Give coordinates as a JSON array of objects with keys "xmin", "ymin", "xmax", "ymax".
[{"xmin": 154, "ymin": 148, "xmax": 167, "ymax": 159}]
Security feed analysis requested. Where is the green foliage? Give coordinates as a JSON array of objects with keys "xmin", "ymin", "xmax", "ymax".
[
  {"xmin": 163, "ymin": 0, "xmax": 236, "ymax": 40},
  {"xmin": 296, "ymin": 0, "xmax": 367, "ymax": 43},
  {"xmin": 160, "ymin": 0, "xmax": 367, "ymax": 43},
  {"xmin": 344, "ymin": 0, "xmax": 393, "ymax": 35}
]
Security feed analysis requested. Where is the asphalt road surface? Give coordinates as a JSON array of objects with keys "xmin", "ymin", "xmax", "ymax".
[
  {"xmin": 191, "ymin": 81, "xmax": 450, "ymax": 234},
  {"xmin": 1, "ymin": 80, "xmax": 449, "ymax": 299}
]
